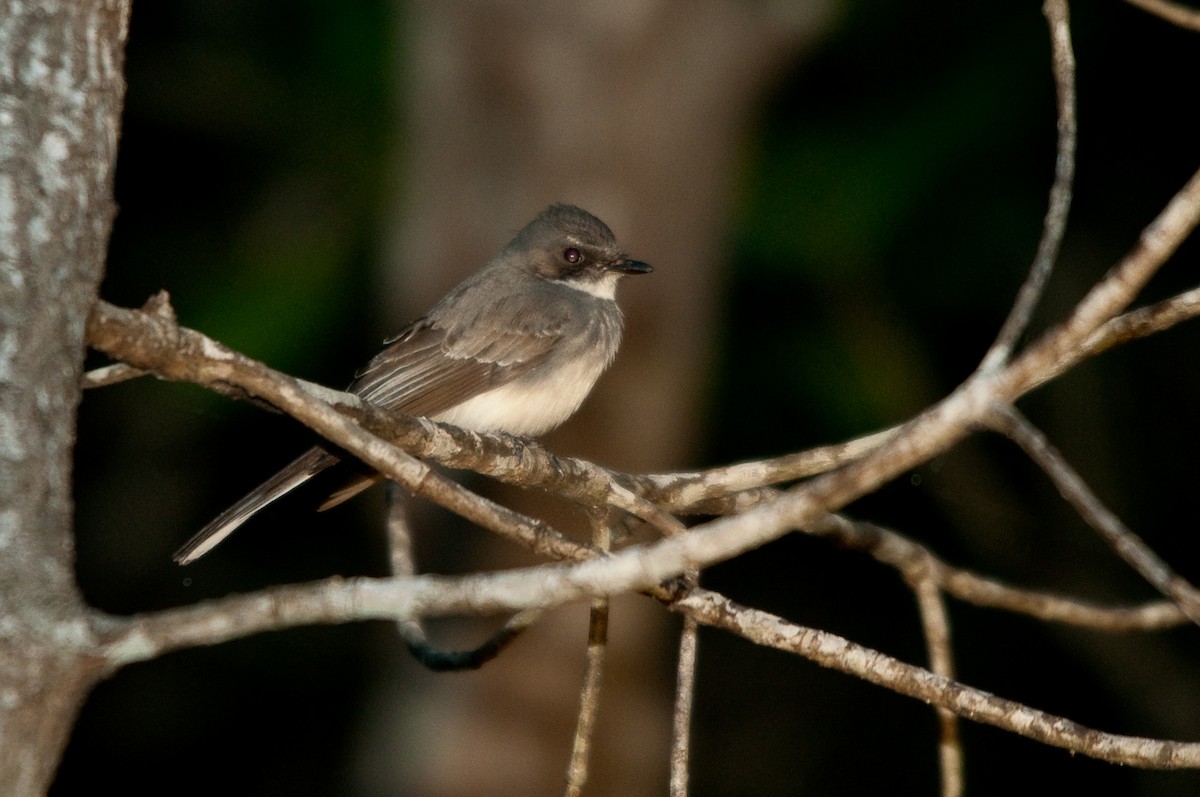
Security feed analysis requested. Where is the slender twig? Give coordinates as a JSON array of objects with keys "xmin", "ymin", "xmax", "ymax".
[
  {"xmin": 564, "ymin": 598, "xmax": 608, "ymax": 797},
  {"xmin": 815, "ymin": 513, "xmax": 1187, "ymax": 631},
  {"xmin": 384, "ymin": 482, "xmax": 542, "ymax": 670},
  {"xmin": 80, "ymin": 362, "xmax": 146, "ymax": 388},
  {"xmin": 911, "ymin": 578, "xmax": 963, "ymax": 797},
  {"xmin": 1083, "ymin": 284, "xmax": 1200, "ymax": 357},
  {"xmin": 991, "ymin": 405, "xmax": 1200, "ymax": 626},
  {"xmin": 649, "ymin": 284, "xmax": 1200, "ymax": 512},
  {"xmin": 979, "ymin": 0, "xmax": 1077, "ymax": 372},
  {"xmin": 645, "ymin": 429, "xmax": 895, "ymax": 510},
  {"xmin": 1003, "ymin": 162, "xmax": 1200, "ymax": 388},
  {"xmin": 385, "ymin": 483, "xmax": 426, "ymax": 646},
  {"xmin": 1125, "ymin": 0, "xmax": 1200, "ymax": 30},
  {"xmin": 666, "ymin": 520, "xmax": 700, "ymax": 797},
  {"xmin": 671, "ymin": 587, "xmax": 1200, "ymax": 769},
  {"xmin": 670, "ymin": 615, "xmax": 698, "ymax": 797},
  {"xmin": 565, "ymin": 514, "xmax": 613, "ymax": 797}
]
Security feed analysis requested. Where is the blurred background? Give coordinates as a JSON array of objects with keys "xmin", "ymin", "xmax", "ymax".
[{"xmin": 60, "ymin": 1, "xmax": 1200, "ymax": 795}]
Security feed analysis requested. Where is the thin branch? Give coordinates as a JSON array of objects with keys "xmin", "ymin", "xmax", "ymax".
[
  {"xmin": 670, "ymin": 616, "xmax": 698, "ymax": 797},
  {"xmin": 1084, "ymin": 284, "xmax": 1200, "ymax": 356},
  {"xmin": 979, "ymin": 0, "xmax": 1077, "ymax": 372},
  {"xmin": 991, "ymin": 405, "xmax": 1200, "ymax": 626},
  {"xmin": 565, "ymin": 513, "xmax": 613, "ymax": 797},
  {"xmin": 87, "ymin": 229, "xmax": 1200, "ymax": 651},
  {"xmin": 644, "ymin": 429, "xmax": 895, "ymax": 510},
  {"xmin": 671, "ymin": 587, "xmax": 1200, "ymax": 769},
  {"xmin": 647, "ymin": 283, "xmax": 1200, "ymax": 514},
  {"xmin": 1124, "ymin": 0, "xmax": 1200, "ymax": 30},
  {"xmin": 564, "ymin": 601, "xmax": 609, "ymax": 797},
  {"xmin": 86, "ymin": 296, "xmax": 685, "ymax": 541},
  {"xmin": 80, "ymin": 362, "xmax": 146, "ymax": 388},
  {"xmin": 1004, "ymin": 161, "xmax": 1200, "ymax": 397},
  {"xmin": 816, "ymin": 513, "xmax": 1187, "ymax": 631},
  {"xmin": 911, "ymin": 578, "xmax": 963, "ymax": 797},
  {"xmin": 384, "ymin": 483, "xmax": 540, "ymax": 670},
  {"xmin": 385, "ymin": 483, "xmax": 426, "ymax": 647}
]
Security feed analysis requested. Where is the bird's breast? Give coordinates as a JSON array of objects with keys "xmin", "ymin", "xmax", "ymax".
[
  {"xmin": 431, "ymin": 353, "xmax": 608, "ymax": 435},
  {"xmin": 433, "ymin": 303, "xmax": 623, "ymax": 436}
]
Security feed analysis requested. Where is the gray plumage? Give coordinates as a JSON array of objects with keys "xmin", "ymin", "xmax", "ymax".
[{"xmin": 175, "ymin": 204, "xmax": 650, "ymax": 564}]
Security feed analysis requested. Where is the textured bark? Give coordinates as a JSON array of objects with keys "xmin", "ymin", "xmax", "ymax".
[{"xmin": 0, "ymin": 1, "xmax": 130, "ymax": 793}]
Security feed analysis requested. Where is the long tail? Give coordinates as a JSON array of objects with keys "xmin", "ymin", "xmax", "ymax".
[{"xmin": 174, "ymin": 446, "xmax": 340, "ymax": 564}]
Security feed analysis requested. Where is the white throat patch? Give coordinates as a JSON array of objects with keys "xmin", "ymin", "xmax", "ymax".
[{"xmin": 553, "ymin": 270, "xmax": 621, "ymax": 300}]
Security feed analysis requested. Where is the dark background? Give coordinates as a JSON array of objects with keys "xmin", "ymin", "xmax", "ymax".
[{"xmin": 58, "ymin": 1, "xmax": 1200, "ymax": 795}]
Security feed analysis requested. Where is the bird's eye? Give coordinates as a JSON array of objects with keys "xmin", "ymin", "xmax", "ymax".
[{"xmin": 562, "ymin": 247, "xmax": 582, "ymax": 264}]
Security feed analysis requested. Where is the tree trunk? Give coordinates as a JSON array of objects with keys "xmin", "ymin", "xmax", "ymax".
[{"xmin": 0, "ymin": 1, "xmax": 130, "ymax": 793}]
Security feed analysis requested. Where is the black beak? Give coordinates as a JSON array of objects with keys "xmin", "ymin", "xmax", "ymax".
[{"xmin": 613, "ymin": 259, "xmax": 653, "ymax": 275}]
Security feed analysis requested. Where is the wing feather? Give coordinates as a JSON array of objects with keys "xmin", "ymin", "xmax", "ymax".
[{"xmin": 349, "ymin": 298, "xmax": 571, "ymax": 418}]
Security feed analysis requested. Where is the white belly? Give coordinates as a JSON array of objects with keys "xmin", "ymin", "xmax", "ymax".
[{"xmin": 433, "ymin": 352, "xmax": 611, "ymax": 436}]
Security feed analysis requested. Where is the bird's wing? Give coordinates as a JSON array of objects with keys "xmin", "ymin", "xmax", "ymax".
[
  {"xmin": 348, "ymin": 307, "xmax": 570, "ymax": 415},
  {"xmin": 176, "ymin": 292, "xmax": 573, "ymax": 564}
]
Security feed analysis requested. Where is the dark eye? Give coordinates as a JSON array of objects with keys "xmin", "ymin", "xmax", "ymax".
[{"xmin": 562, "ymin": 247, "xmax": 582, "ymax": 264}]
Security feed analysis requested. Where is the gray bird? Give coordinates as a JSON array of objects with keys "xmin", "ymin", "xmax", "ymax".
[{"xmin": 175, "ymin": 203, "xmax": 651, "ymax": 564}]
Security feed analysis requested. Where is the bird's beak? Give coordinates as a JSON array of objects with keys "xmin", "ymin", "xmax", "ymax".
[{"xmin": 613, "ymin": 259, "xmax": 653, "ymax": 275}]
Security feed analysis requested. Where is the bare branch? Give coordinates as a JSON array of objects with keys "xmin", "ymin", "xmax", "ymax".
[
  {"xmin": 564, "ymin": 598, "xmax": 608, "ymax": 797},
  {"xmin": 565, "ymin": 514, "xmax": 614, "ymax": 797},
  {"xmin": 672, "ymin": 588, "xmax": 1200, "ymax": 768},
  {"xmin": 911, "ymin": 579, "xmax": 963, "ymax": 797},
  {"xmin": 80, "ymin": 362, "xmax": 146, "ymax": 388},
  {"xmin": 1124, "ymin": 0, "xmax": 1200, "ymax": 30},
  {"xmin": 384, "ymin": 483, "xmax": 541, "ymax": 670},
  {"xmin": 979, "ymin": 0, "xmax": 1077, "ymax": 371},
  {"xmin": 992, "ymin": 405, "xmax": 1200, "ymax": 626},
  {"xmin": 92, "ymin": 570, "xmax": 1200, "ymax": 769},
  {"xmin": 1004, "ymin": 162, "xmax": 1200, "ymax": 393},
  {"xmin": 1085, "ymin": 285, "xmax": 1200, "ymax": 355},
  {"xmin": 647, "ymin": 283, "xmax": 1200, "ymax": 514},
  {"xmin": 644, "ymin": 428, "xmax": 895, "ymax": 510},
  {"xmin": 88, "ymin": 268, "xmax": 1200, "ymax": 650},
  {"xmin": 670, "ymin": 616, "xmax": 698, "ymax": 797},
  {"xmin": 817, "ymin": 513, "xmax": 1187, "ymax": 631}
]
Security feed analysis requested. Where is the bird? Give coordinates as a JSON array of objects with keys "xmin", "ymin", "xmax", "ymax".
[{"xmin": 174, "ymin": 203, "xmax": 652, "ymax": 564}]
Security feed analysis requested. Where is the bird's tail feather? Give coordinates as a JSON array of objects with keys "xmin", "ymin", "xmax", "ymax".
[
  {"xmin": 174, "ymin": 446, "xmax": 339, "ymax": 565},
  {"xmin": 317, "ymin": 473, "xmax": 382, "ymax": 511}
]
